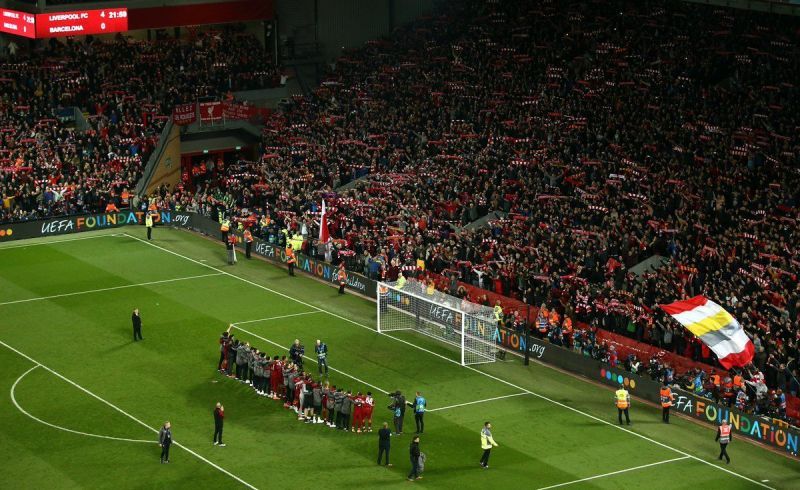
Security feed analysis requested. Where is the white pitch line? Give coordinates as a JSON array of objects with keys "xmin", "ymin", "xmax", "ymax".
[
  {"xmin": 233, "ymin": 311, "xmax": 322, "ymax": 326},
  {"xmin": 427, "ymin": 392, "xmax": 529, "ymax": 412},
  {"xmin": 11, "ymin": 365, "xmax": 156, "ymax": 444},
  {"xmin": 536, "ymin": 456, "xmax": 691, "ymax": 490},
  {"xmin": 0, "ymin": 339, "xmax": 259, "ymax": 490},
  {"xmin": 0, "ymin": 233, "xmax": 120, "ymax": 250},
  {"xmin": 125, "ymin": 232, "xmax": 775, "ymax": 490},
  {"xmin": 0, "ymin": 272, "xmax": 223, "ymax": 307},
  {"xmin": 233, "ymin": 324, "xmax": 390, "ymax": 396}
]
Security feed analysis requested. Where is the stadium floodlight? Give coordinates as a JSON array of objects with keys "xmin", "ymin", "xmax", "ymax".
[{"xmin": 377, "ymin": 279, "xmax": 496, "ymax": 366}]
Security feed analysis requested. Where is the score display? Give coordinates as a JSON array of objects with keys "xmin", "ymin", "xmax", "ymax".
[
  {"xmin": 35, "ymin": 8, "xmax": 128, "ymax": 38},
  {"xmin": 0, "ymin": 8, "xmax": 36, "ymax": 39},
  {"xmin": 0, "ymin": 7, "xmax": 128, "ymax": 39}
]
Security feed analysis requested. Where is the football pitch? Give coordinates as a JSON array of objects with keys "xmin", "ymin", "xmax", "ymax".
[{"xmin": 0, "ymin": 227, "xmax": 796, "ymax": 489}]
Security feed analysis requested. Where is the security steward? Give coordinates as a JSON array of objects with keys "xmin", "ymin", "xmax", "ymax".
[
  {"xmin": 286, "ymin": 246, "xmax": 296, "ymax": 276},
  {"xmin": 337, "ymin": 263, "xmax": 347, "ymax": 294},
  {"xmin": 660, "ymin": 383, "xmax": 674, "ymax": 423},
  {"xmin": 716, "ymin": 419, "xmax": 732, "ymax": 464},
  {"xmin": 493, "ymin": 301, "xmax": 504, "ymax": 328},
  {"xmin": 145, "ymin": 211, "xmax": 155, "ymax": 240},
  {"xmin": 220, "ymin": 217, "xmax": 231, "ymax": 243},
  {"xmin": 243, "ymin": 227, "xmax": 253, "ymax": 259},
  {"xmin": 615, "ymin": 383, "xmax": 631, "ymax": 425}
]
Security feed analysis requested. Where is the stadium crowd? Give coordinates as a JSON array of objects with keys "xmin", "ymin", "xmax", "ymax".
[
  {"xmin": 3, "ymin": 0, "xmax": 799, "ymax": 424},
  {"xmin": 0, "ymin": 27, "xmax": 278, "ymax": 223},
  {"xmin": 164, "ymin": 0, "xmax": 800, "ymax": 420}
]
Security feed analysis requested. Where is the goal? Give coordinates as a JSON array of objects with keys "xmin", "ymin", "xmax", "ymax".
[{"xmin": 377, "ymin": 279, "xmax": 496, "ymax": 365}]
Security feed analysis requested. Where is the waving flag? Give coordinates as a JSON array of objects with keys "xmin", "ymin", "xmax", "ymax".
[
  {"xmin": 660, "ymin": 296, "xmax": 754, "ymax": 368},
  {"xmin": 319, "ymin": 200, "xmax": 330, "ymax": 243}
]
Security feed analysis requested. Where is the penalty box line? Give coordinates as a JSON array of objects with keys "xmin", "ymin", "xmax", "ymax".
[
  {"xmin": 0, "ymin": 272, "xmax": 223, "ymax": 307},
  {"xmin": 0, "ymin": 233, "xmax": 122, "ymax": 251},
  {"xmin": 426, "ymin": 392, "xmax": 530, "ymax": 413},
  {"xmin": 536, "ymin": 456, "xmax": 691, "ymax": 490},
  {"xmin": 0, "ymin": 339, "xmax": 260, "ymax": 490},
  {"xmin": 124, "ymin": 233, "xmax": 775, "ymax": 490}
]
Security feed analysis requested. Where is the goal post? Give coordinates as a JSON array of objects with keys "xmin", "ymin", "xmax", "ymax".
[{"xmin": 377, "ymin": 279, "xmax": 496, "ymax": 366}]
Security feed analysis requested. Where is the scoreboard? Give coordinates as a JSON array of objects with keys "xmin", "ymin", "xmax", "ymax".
[
  {"xmin": 0, "ymin": 7, "xmax": 128, "ymax": 39},
  {"xmin": 0, "ymin": 8, "xmax": 36, "ymax": 39},
  {"xmin": 36, "ymin": 8, "xmax": 128, "ymax": 38}
]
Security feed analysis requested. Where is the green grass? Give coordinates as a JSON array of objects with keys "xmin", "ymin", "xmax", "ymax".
[{"xmin": 0, "ymin": 227, "xmax": 797, "ymax": 489}]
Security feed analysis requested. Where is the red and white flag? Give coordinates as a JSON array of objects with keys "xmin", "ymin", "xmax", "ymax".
[
  {"xmin": 319, "ymin": 200, "xmax": 330, "ymax": 243},
  {"xmin": 660, "ymin": 296, "xmax": 754, "ymax": 368}
]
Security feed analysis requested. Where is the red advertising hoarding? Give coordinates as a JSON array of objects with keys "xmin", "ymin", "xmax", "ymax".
[
  {"xmin": 36, "ymin": 8, "xmax": 128, "ymax": 38},
  {"xmin": 0, "ymin": 8, "xmax": 36, "ymax": 39}
]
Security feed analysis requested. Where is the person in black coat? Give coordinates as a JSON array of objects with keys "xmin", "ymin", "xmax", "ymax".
[
  {"xmin": 407, "ymin": 436, "xmax": 421, "ymax": 481},
  {"xmin": 159, "ymin": 421, "xmax": 172, "ymax": 463},
  {"xmin": 132, "ymin": 308, "xmax": 143, "ymax": 341},
  {"xmin": 377, "ymin": 422, "xmax": 392, "ymax": 466}
]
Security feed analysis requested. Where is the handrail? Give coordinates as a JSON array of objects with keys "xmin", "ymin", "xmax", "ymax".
[{"xmin": 135, "ymin": 118, "xmax": 175, "ymax": 198}]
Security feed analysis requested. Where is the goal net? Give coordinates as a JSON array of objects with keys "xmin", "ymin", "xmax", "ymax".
[{"xmin": 377, "ymin": 279, "xmax": 496, "ymax": 365}]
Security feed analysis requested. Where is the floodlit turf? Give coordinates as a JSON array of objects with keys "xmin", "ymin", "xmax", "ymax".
[{"xmin": 0, "ymin": 227, "xmax": 797, "ymax": 489}]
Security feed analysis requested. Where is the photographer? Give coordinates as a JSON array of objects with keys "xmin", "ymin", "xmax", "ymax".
[{"xmin": 389, "ymin": 390, "xmax": 406, "ymax": 434}]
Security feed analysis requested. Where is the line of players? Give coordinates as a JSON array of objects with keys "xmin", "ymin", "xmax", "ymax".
[{"xmin": 217, "ymin": 327, "xmax": 375, "ymax": 432}]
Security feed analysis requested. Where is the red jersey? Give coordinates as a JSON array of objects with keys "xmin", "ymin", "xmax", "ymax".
[
  {"xmin": 363, "ymin": 395, "xmax": 374, "ymax": 415},
  {"xmin": 353, "ymin": 395, "xmax": 364, "ymax": 417}
]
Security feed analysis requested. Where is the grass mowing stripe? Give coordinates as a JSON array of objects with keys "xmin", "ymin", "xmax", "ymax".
[
  {"xmin": 126, "ymin": 232, "xmax": 776, "ymax": 489},
  {"xmin": 11, "ymin": 365, "xmax": 156, "ymax": 444},
  {"xmin": 426, "ymin": 392, "xmax": 530, "ymax": 412},
  {"xmin": 0, "ymin": 339, "xmax": 260, "ymax": 490},
  {"xmin": 0, "ymin": 272, "xmax": 223, "ymax": 306},
  {"xmin": 535, "ymin": 456, "xmax": 692, "ymax": 490},
  {"xmin": 233, "ymin": 311, "xmax": 322, "ymax": 325},
  {"xmin": 0, "ymin": 233, "xmax": 119, "ymax": 250},
  {"xmin": 233, "ymin": 324, "xmax": 390, "ymax": 395}
]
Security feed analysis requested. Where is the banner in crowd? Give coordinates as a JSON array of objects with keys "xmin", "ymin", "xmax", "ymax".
[
  {"xmin": 222, "ymin": 101, "xmax": 255, "ymax": 121},
  {"xmin": 660, "ymin": 296, "xmax": 754, "ymax": 368},
  {"xmin": 172, "ymin": 103, "xmax": 197, "ymax": 126},
  {"xmin": 199, "ymin": 101, "xmax": 223, "ymax": 123}
]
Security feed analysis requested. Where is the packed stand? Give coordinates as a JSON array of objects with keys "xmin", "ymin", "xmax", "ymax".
[
  {"xmin": 0, "ymin": 28, "xmax": 278, "ymax": 223},
  {"xmin": 172, "ymin": 0, "xmax": 800, "ymax": 421}
]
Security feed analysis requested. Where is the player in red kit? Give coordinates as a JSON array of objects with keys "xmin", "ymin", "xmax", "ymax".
[
  {"xmin": 363, "ymin": 391, "xmax": 375, "ymax": 432},
  {"xmin": 270, "ymin": 356, "xmax": 282, "ymax": 399},
  {"xmin": 353, "ymin": 392, "xmax": 365, "ymax": 433}
]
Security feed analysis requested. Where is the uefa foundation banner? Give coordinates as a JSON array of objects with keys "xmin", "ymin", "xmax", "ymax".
[{"xmin": 0, "ymin": 210, "xmax": 191, "ymax": 241}]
